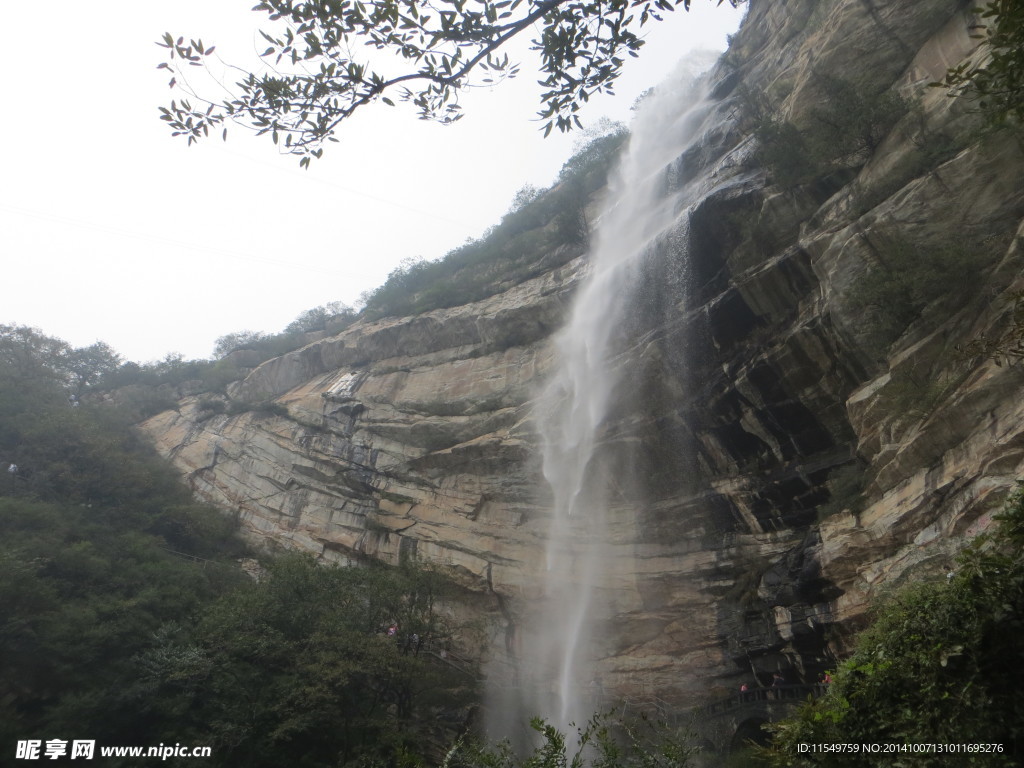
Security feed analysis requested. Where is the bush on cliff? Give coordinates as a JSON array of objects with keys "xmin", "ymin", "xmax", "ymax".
[
  {"xmin": 846, "ymin": 232, "xmax": 989, "ymax": 348},
  {"xmin": 752, "ymin": 75, "xmax": 909, "ymax": 188},
  {"xmin": 939, "ymin": 0, "xmax": 1024, "ymax": 130},
  {"xmin": 761, "ymin": 488, "xmax": 1024, "ymax": 766}
]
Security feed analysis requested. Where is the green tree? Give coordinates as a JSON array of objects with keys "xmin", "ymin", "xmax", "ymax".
[
  {"xmin": 0, "ymin": 324, "xmax": 479, "ymax": 765},
  {"xmin": 0, "ymin": 325, "xmax": 119, "ymax": 395},
  {"xmin": 807, "ymin": 75, "xmax": 909, "ymax": 165},
  {"xmin": 0, "ymin": 328, "xmax": 246, "ymax": 750},
  {"xmin": 213, "ymin": 329, "xmax": 270, "ymax": 358},
  {"xmin": 939, "ymin": 0, "xmax": 1024, "ymax": 129},
  {"xmin": 284, "ymin": 301, "xmax": 357, "ymax": 334},
  {"xmin": 846, "ymin": 233, "xmax": 987, "ymax": 347},
  {"xmin": 761, "ymin": 488, "xmax": 1024, "ymax": 766},
  {"xmin": 157, "ymin": 0, "xmax": 742, "ymax": 165},
  {"xmin": 64, "ymin": 342, "xmax": 122, "ymax": 393},
  {"xmin": 137, "ymin": 554, "xmax": 474, "ymax": 766},
  {"xmin": 509, "ymin": 184, "xmax": 542, "ymax": 213}
]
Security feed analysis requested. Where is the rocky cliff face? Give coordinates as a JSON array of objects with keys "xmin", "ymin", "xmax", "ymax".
[{"xmin": 141, "ymin": 0, "xmax": 1024, "ymax": 710}]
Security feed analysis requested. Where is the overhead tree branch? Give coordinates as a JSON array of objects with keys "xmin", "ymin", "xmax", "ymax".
[{"xmin": 157, "ymin": 0, "xmax": 744, "ymax": 165}]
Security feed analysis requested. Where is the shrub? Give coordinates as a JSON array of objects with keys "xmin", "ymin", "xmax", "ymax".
[
  {"xmin": 808, "ymin": 76, "xmax": 909, "ymax": 166},
  {"xmin": 938, "ymin": 0, "xmax": 1024, "ymax": 130},
  {"xmin": 283, "ymin": 301, "xmax": 357, "ymax": 335},
  {"xmin": 445, "ymin": 712, "xmax": 697, "ymax": 768},
  {"xmin": 762, "ymin": 488, "xmax": 1024, "ymax": 766},
  {"xmin": 196, "ymin": 398, "xmax": 227, "ymax": 418},
  {"xmin": 816, "ymin": 464, "xmax": 866, "ymax": 521},
  {"xmin": 847, "ymin": 233, "xmax": 988, "ymax": 347},
  {"xmin": 959, "ymin": 287, "xmax": 1024, "ymax": 365},
  {"xmin": 753, "ymin": 76, "xmax": 910, "ymax": 188},
  {"xmin": 754, "ymin": 119, "xmax": 818, "ymax": 187},
  {"xmin": 881, "ymin": 366, "xmax": 969, "ymax": 428},
  {"xmin": 213, "ymin": 304, "xmax": 356, "ymax": 363},
  {"xmin": 212, "ymin": 330, "xmax": 269, "ymax": 359}
]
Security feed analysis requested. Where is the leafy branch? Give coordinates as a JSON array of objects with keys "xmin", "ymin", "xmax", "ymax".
[
  {"xmin": 156, "ymin": 0, "xmax": 742, "ymax": 166},
  {"xmin": 935, "ymin": 0, "xmax": 1024, "ymax": 129}
]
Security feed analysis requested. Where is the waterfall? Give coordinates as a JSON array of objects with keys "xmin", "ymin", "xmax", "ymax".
[{"xmin": 486, "ymin": 54, "xmax": 731, "ymax": 742}]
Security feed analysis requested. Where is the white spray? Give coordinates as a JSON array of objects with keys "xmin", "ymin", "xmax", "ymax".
[{"xmin": 498, "ymin": 55, "xmax": 727, "ymax": 739}]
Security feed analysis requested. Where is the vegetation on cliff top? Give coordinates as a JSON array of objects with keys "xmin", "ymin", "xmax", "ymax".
[
  {"xmin": 359, "ymin": 123, "xmax": 627, "ymax": 319},
  {"xmin": 93, "ymin": 121, "xmax": 627, "ymax": 412}
]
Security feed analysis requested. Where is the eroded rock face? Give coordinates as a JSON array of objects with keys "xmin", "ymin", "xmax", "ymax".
[
  {"xmin": 140, "ymin": 0, "xmax": 1024, "ymax": 710},
  {"xmin": 143, "ymin": 264, "xmax": 581, "ymax": 592}
]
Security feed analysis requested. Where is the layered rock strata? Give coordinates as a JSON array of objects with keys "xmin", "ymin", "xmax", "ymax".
[{"xmin": 141, "ymin": 0, "xmax": 1024, "ymax": 710}]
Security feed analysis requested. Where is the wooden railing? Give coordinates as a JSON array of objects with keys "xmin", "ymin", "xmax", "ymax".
[{"xmin": 704, "ymin": 684, "xmax": 829, "ymax": 716}]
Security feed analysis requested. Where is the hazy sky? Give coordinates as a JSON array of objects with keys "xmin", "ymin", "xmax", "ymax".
[{"xmin": 1, "ymin": 1, "xmax": 744, "ymax": 362}]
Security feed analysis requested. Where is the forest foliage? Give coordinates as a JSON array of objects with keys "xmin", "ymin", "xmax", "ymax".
[
  {"xmin": 760, "ymin": 488, "xmax": 1024, "ymax": 766},
  {"xmin": 0, "ymin": 325, "xmax": 476, "ymax": 767},
  {"xmin": 846, "ymin": 233, "xmax": 991, "ymax": 348}
]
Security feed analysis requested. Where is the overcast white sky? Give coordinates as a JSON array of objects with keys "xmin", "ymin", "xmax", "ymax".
[{"xmin": 1, "ymin": 1, "xmax": 743, "ymax": 363}]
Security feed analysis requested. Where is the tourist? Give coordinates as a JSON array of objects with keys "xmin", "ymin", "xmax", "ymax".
[{"xmin": 771, "ymin": 672, "xmax": 785, "ymax": 699}]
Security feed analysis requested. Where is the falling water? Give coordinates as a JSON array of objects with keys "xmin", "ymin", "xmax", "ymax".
[{"xmin": 489, "ymin": 55, "xmax": 731, "ymax": 741}]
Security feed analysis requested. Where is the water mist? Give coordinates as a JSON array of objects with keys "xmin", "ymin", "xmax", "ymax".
[{"xmin": 487, "ymin": 55, "xmax": 728, "ymax": 742}]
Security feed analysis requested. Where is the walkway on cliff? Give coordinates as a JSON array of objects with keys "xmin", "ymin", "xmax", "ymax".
[{"xmin": 703, "ymin": 683, "xmax": 829, "ymax": 716}]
